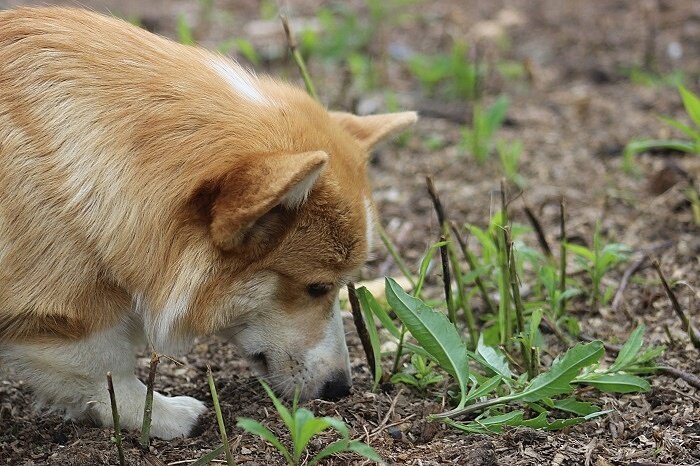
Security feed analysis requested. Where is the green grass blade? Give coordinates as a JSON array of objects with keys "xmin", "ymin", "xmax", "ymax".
[
  {"xmin": 189, "ymin": 445, "xmax": 226, "ymax": 466},
  {"xmin": 259, "ymin": 380, "xmax": 295, "ymax": 435},
  {"xmin": 346, "ymin": 440, "xmax": 385, "ymax": 464},
  {"xmin": 357, "ymin": 287, "xmax": 400, "ymax": 338},
  {"xmin": 356, "ymin": 288, "xmax": 385, "ymax": 389},
  {"xmin": 385, "ymin": 277, "xmax": 470, "ymax": 409},
  {"xmin": 679, "ymin": 85, "xmax": 700, "ymax": 128}
]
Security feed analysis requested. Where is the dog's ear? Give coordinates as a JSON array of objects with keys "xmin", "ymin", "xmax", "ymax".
[
  {"xmin": 194, "ymin": 151, "xmax": 328, "ymax": 252},
  {"xmin": 330, "ymin": 111, "xmax": 417, "ymax": 151}
]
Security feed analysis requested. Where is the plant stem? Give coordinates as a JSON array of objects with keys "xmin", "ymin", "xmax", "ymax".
[
  {"xmin": 207, "ymin": 366, "xmax": 235, "ymax": 466},
  {"xmin": 391, "ymin": 327, "xmax": 407, "ymax": 375},
  {"xmin": 377, "ymin": 222, "xmax": 416, "ymax": 289},
  {"xmin": 107, "ymin": 372, "xmax": 126, "ymax": 466},
  {"xmin": 498, "ymin": 180, "xmax": 512, "ymax": 344},
  {"xmin": 140, "ymin": 352, "xmax": 160, "ymax": 449},
  {"xmin": 347, "ymin": 283, "xmax": 378, "ymax": 382},
  {"xmin": 523, "ymin": 204, "xmax": 553, "ymax": 258},
  {"xmin": 446, "ymin": 232, "xmax": 478, "ymax": 347},
  {"xmin": 280, "ymin": 15, "xmax": 319, "ymax": 102},
  {"xmin": 439, "ymin": 234, "xmax": 456, "ymax": 324},
  {"xmin": 450, "ymin": 222, "xmax": 497, "ymax": 316},
  {"xmin": 653, "ymin": 260, "xmax": 700, "ymax": 350},
  {"xmin": 507, "ymin": 236, "xmax": 533, "ymax": 378},
  {"xmin": 558, "ymin": 198, "xmax": 567, "ymax": 317}
]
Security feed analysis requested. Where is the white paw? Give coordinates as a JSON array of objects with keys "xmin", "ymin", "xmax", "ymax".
[{"xmin": 149, "ymin": 394, "xmax": 207, "ymax": 440}]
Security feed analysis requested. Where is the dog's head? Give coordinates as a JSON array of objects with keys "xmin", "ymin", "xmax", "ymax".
[{"xmin": 175, "ymin": 90, "xmax": 416, "ymax": 400}]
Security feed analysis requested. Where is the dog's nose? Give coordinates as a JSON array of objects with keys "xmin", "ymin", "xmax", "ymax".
[{"xmin": 319, "ymin": 371, "xmax": 352, "ymax": 401}]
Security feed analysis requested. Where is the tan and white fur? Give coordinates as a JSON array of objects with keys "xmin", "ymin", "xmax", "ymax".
[{"xmin": 0, "ymin": 7, "xmax": 416, "ymax": 439}]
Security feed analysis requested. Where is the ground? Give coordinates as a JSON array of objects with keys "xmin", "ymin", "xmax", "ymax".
[{"xmin": 1, "ymin": 0, "xmax": 699, "ymax": 465}]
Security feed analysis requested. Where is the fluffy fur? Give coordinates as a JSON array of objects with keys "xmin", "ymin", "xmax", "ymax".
[{"xmin": 0, "ymin": 7, "xmax": 416, "ymax": 438}]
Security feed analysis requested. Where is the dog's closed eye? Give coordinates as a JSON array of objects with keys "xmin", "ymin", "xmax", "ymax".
[{"xmin": 306, "ymin": 283, "xmax": 332, "ymax": 298}]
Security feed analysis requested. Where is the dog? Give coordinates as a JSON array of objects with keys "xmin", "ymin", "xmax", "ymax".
[{"xmin": 0, "ymin": 7, "xmax": 416, "ymax": 439}]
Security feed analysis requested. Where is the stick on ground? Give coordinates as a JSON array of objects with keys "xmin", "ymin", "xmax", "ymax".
[
  {"xmin": 107, "ymin": 372, "xmax": 126, "ymax": 466},
  {"xmin": 140, "ymin": 352, "xmax": 160, "ymax": 449},
  {"xmin": 347, "ymin": 283, "xmax": 377, "ymax": 381},
  {"xmin": 652, "ymin": 260, "xmax": 700, "ymax": 350}
]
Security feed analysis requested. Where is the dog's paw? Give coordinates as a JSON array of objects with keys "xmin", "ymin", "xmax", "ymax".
[{"xmin": 149, "ymin": 395, "xmax": 207, "ymax": 440}]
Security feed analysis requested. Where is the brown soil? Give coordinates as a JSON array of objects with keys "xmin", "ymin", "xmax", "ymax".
[{"xmin": 1, "ymin": 1, "xmax": 699, "ymax": 465}]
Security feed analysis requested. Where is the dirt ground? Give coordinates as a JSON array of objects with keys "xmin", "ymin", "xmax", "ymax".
[{"xmin": 1, "ymin": 0, "xmax": 700, "ymax": 465}]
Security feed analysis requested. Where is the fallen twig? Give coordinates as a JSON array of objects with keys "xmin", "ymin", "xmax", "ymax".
[
  {"xmin": 611, "ymin": 241, "xmax": 673, "ymax": 315},
  {"xmin": 347, "ymin": 283, "xmax": 377, "ymax": 381},
  {"xmin": 107, "ymin": 372, "xmax": 126, "ymax": 466},
  {"xmin": 370, "ymin": 389, "xmax": 403, "ymax": 436},
  {"xmin": 140, "ymin": 352, "xmax": 160, "ymax": 449},
  {"xmin": 652, "ymin": 260, "xmax": 700, "ymax": 350},
  {"xmin": 611, "ymin": 255, "xmax": 648, "ymax": 318}
]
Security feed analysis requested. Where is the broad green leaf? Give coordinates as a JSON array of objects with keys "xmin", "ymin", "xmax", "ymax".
[
  {"xmin": 609, "ymin": 324, "xmax": 645, "ymax": 372},
  {"xmin": 548, "ymin": 398, "xmax": 601, "ymax": 416},
  {"xmin": 385, "ymin": 277, "xmax": 470, "ymax": 408},
  {"xmin": 476, "ymin": 335, "xmax": 513, "ymax": 379},
  {"xmin": 356, "ymin": 288, "xmax": 385, "ymax": 389},
  {"xmin": 236, "ymin": 418, "xmax": 292, "ymax": 463},
  {"xmin": 357, "ymin": 287, "xmax": 400, "ymax": 338},
  {"xmin": 516, "ymin": 341, "xmax": 604, "ymax": 402},
  {"xmin": 293, "ymin": 410, "xmax": 331, "ymax": 461},
  {"xmin": 466, "ymin": 375, "xmax": 502, "ymax": 401},
  {"xmin": 259, "ymin": 380, "xmax": 294, "ymax": 434},
  {"xmin": 680, "ymin": 85, "xmax": 700, "ymax": 129},
  {"xmin": 528, "ymin": 308, "xmax": 544, "ymax": 349},
  {"xmin": 566, "ymin": 243, "xmax": 595, "ymax": 261},
  {"xmin": 346, "ymin": 441, "xmax": 385, "ymax": 464},
  {"xmin": 575, "ymin": 373, "xmax": 650, "ymax": 393},
  {"xmin": 322, "ymin": 416, "xmax": 350, "ymax": 439},
  {"xmin": 308, "ymin": 439, "xmax": 349, "ymax": 466}
]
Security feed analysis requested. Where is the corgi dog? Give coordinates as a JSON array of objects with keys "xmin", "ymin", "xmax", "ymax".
[{"xmin": 0, "ymin": 7, "xmax": 416, "ymax": 439}]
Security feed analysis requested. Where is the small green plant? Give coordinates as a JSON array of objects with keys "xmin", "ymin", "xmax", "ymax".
[
  {"xmin": 237, "ymin": 381, "xmax": 383, "ymax": 466},
  {"xmin": 408, "ymin": 41, "xmax": 481, "ymax": 100},
  {"xmin": 497, "ymin": 140, "xmax": 526, "ymax": 187},
  {"xmin": 460, "ymin": 96, "xmax": 510, "ymax": 163},
  {"xmin": 566, "ymin": 223, "xmax": 631, "ymax": 308},
  {"xmin": 623, "ymin": 85, "xmax": 700, "ymax": 173},
  {"xmin": 391, "ymin": 353, "xmax": 444, "ymax": 392},
  {"xmin": 380, "ymin": 279, "xmax": 659, "ymax": 430}
]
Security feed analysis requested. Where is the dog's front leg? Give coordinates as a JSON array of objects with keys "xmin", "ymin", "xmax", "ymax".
[{"xmin": 1, "ymin": 321, "xmax": 206, "ymax": 439}]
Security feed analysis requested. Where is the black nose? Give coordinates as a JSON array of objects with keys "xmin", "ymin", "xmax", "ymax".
[{"xmin": 319, "ymin": 371, "xmax": 352, "ymax": 401}]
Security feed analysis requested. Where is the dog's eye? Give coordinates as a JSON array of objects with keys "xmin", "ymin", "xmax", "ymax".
[{"xmin": 306, "ymin": 283, "xmax": 332, "ymax": 298}]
